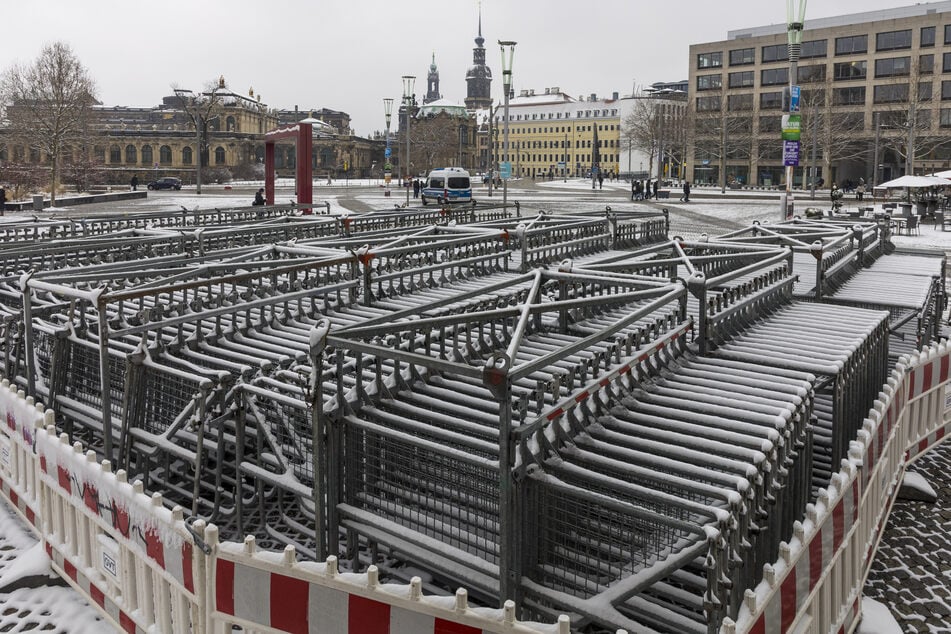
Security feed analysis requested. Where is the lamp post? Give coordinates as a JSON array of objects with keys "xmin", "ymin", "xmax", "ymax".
[
  {"xmin": 383, "ymin": 98, "xmax": 393, "ymax": 197},
  {"xmin": 783, "ymin": 0, "xmax": 807, "ymax": 219},
  {"xmin": 564, "ymin": 131, "xmax": 568, "ymax": 181},
  {"xmin": 402, "ymin": 75, "xmax": 416, "ymax": 206},
  {"xmin": 499, "ymin": 41, "xmax": 517, "ymax": 215}
]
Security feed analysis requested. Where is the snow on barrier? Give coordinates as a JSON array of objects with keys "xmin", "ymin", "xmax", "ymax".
[
  {"xmin": 723, "ymin": 342, "xmax": 951, "ymax": 634},
  {"xmin": 0, "ymin": 380, "xmax": 583, "ymax": 633}
]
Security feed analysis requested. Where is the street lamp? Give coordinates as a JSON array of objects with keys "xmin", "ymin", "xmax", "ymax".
[
  {"xmin": 383, "ymin": 97, "xmax": 393, "ymax": 197},
  {"xmin": 402, "ymin": 75, "xmax": 416, "ymax": 206},
  {"xmin": 499, "ymin": 40, "xmax": 517, "ymax": 215},
  {"xmin": 784, "ymin": 0, "xmax": 807, "ymax": 220}
]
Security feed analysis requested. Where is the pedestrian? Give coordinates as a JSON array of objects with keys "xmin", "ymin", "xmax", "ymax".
[
  {"xmin": 644, "ymin": 179, "xmax": 651, "ymax": 199},
  {"xmin": 0, "ymin": 186, "xmax": 6, "ymax": 214},
  {"xmin": 631, "ymin": 179, "xmax": 636, "ymax": 201},
  {"xmin": 856, "ymin": 178, "xmax": 865, "ymax": 202},
  {"xmin": 681, "ymin": 181, "xmax": 691, "ymax": 202},
  {"xmin": 412, "ymin": 179, "xmax": 420, "ymax": 198},
  {"xmin": 653, "ymin": 180, "xmax": 660, "ymax": 200},
  {"xmin": 598, "ymin": 172, "xmax": 604, "ymax": 189},
  {"xmin": 252, "ymin": 188, "xmax": 265, "ymax": 206},
  {"xmin": 130, "ymin": 175, "xmax": 138, "ymax": 191}
]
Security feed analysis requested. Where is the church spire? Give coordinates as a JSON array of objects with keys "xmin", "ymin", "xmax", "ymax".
[
  {"xmin": 425, "ymin": 52, "xmax": 441, "ymax": 104},
  {"xmin": 465, "ymin": 2, "xmax": 492, "ymax": 110}
]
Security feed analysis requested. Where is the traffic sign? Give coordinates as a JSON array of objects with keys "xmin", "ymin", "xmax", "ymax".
[{"xmin": 500, "ymin": 161, "xmax": 512, "ymax": 179}]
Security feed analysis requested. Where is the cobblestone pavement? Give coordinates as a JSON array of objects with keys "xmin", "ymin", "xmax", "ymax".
[{"xmin": 866, "ymin": 441, "xmax": 951, "ymax": 633}]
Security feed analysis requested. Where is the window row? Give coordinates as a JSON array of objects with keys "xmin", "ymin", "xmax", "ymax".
[
  {"xmin": 101, "ymin": 145, "xmax": 228, "ymax": 165},
  {"xmin": 704, "ymin": 53, "xmax": 951, "ymax": 93},
  {"xmin": 502, "ymin": 109, "xmax": 620, "ymax": 123},
  {"xmin": 700, "ymin": 26, "xmax": 951, "ymax": 71}
]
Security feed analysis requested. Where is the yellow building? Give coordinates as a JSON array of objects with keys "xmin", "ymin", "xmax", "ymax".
[{"xmin": 489, "ymin": 88, "xmax": 622, "ymax": 179}]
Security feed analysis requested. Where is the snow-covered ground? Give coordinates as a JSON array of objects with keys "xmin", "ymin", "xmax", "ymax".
[
  {"xmin": 0, "ymin": 502, "xmax": 115, "ymax": 633},
  {"xmin": 0, "ymin": 181, "xmax": 948, "ymax": 632}
]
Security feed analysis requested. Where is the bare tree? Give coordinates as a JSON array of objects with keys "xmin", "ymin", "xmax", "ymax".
[
  {"xmin": 878, "ymin": 56, "xmax": 951, "ymax": 175},
  {"xmin": 411, "ymin": 112, "xmax": 475, "ymax": 172},
  {"xmin": 689, "ymin": 86, "xmax": 753, "ymax": 191},
  {"xmin": 1, "ymin": 42, "xmax": 97, "ymax": 204},
  {"xmin": 621, "ymin": 97, "xmax": 662, "ymax": 179},
  {"xmin": 172, "ymin": 77, "xmax": 229, "ymax": 194}
]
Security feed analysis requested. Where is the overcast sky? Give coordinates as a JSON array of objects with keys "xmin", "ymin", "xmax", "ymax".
[{"xmin": 4, "ymin": 0, "xmax": 918, "ymax": 137}]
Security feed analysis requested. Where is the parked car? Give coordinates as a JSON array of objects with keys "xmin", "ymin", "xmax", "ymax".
[{"xmin": 147, "ymin": 177, "xmax": 182, "ymax": 190}]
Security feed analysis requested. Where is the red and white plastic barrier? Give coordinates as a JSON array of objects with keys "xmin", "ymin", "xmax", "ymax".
[{"xmin": 724, "ymin": 342, "xmax": 951, "ymax": 633}]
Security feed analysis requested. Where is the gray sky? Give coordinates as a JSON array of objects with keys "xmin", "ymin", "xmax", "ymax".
[{"xmin": 4, "ymin": 0, "xmax": 914, "ymax": 137}]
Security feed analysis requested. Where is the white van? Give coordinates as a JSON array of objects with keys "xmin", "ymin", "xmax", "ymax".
[{"xmin": 421, "ymin": 168, "xmax": 472, "ymax": 205}]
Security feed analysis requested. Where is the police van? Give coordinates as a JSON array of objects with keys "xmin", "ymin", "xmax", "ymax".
[{"xmin": 421, "ymin": 167, "xmax": 472, "ymax": 205}]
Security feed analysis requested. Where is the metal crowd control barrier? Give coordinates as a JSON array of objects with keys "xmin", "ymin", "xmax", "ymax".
[
  {"xmin": 0, "ymin": 381, "xmax": 571, "ymax": 634},
  {"xmin": 0, "ymin": 205, "xmax": 948, "ymax": 633}
]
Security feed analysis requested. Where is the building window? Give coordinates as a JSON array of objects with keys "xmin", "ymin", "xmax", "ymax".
[
  {"xmin": 873, "ymin": 84, "xmax": 908, "ymax": 104},
  {"xmin": 801, "ymin": 39, "xmax": 827, "ymax": 59},
  {"xmin": 761, "ymin": 67, "xmax": 788, "ymax": 86},
  {"xmin": 141, "ymin": 145, "xmax": 153, "ymax": 165},
  {"xmin": 729, "ymin": 47, "xmax": 755, "ymax": 66},
  {"xmin": 125, "ymin": 145, "xmax": 137, "ymax": 163},
  {"xmin": 160, "ymin": 145, "xmax": 172, "ymax": 165},
  {"xmin": 728, "ymin": 71, "xmax": 754, "ymax": 88},
  {"xmin": 832, "ymin": 112, "xmax": 865, "ymax": 131},
  {"xmin": 941, "ymin": 80, "xmax": 951, "ymax": 100},
  {"xmin": 920, "ymin": 81, "xmax": 934, "ymax": 101},
  {"xmin": 696, "ymin": 74, "xmax": 722, "ymax": 91},
  {"xmin": 876, "ymin": 29, "xmax": 912, "ymax": 51},
  {"xmin": 921, "ymin": 54, "xmax": 935, "ymax": 74},
  {"xmin": 940, "ymin": 108, "xmax": 951, "ymax": 127},
  {"xmin": 728, "ymin": 93, "xmax": 753, "ymax": 111},
  {"xmin": 215, "ymin": 146, "xmax": 226, "ymax": 165},
  {"xmin": 697, "ymin": 51, "xmax": 722, "ymax": 68},
  {"xmin": 761, "ymin": 44, "xmax": 787, "ymax": 63},
  {"xmin": 944, "ymin": 24, "xmax": 951, "ymax": 45},
  {"xmin": 226, "ymin": 116, "xmax": 236, "ymax": 132},
  {"xmin": 696, "ymin": 95, "xmax": 720, "ymax": 111},
  {"xmin": 760, "ymin": 91, "xmax": 783, "ymax": 110},
  {"xmin": 110, "ymin": 145, "xmax": 121, "ymax": 163},
  {"xmin": 922, "ymin": 26, "xmax": 936, "ymax": 47},
  {"xmin": 875, "ymin": 56, "xmax": 910, "ymax": 78},
  {"xmin": 797, "ymin": 64, "xmax": 826, "ymax": 83},
  {"xmin": 182, "ymin": 147, "xmax": 193, "ymax": 165},
  {"xmin": 834, "ymin": 60, "xmax": 867, "ymax": 81},
  {"xmin": 759, "ymin": 116, "xmax": 781, "ymax": 133},
  {"xmin": 944, "ymin": 52, "xmax": 951, "ymax": 73},
  {"xmin": 833, "ymin": 86, "xmax": 866, "ymax": 106},
  {"xmin": 94, "ymin": 146, "xmax": 105, "ymax": 162},
  {"xmin": 835, "ymin": 35, "xmax": 868, "ymax": 55}
]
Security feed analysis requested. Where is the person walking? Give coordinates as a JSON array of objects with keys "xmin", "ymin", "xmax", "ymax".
[
  {"xmin": 130, "ymin": 175, "xmax": 139, "ymax": 191},
  {"xmin": 597, "ymin": 172, "xmax": 604, "ymax": 189},
  {"xmin": 681, "ymin": 181, "xmax": 691, "ymax": 202},
  {"xmin": 653, "ymin": 180, "xmax": 660, "ymax": 200},
  {"xmin": 644, "ymin": 179, "xmax": 651, "ymax": 199},
  {"xmin": 631, "ymin": 179, "xmax": 636, "ymax": 201},
  {"xmin": 412, "ymin": 179, "xmax": 421, "ymax": 198}
]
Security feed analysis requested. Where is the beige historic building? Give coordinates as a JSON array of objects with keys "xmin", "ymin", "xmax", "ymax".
[
  {"xmin": 688, "ymin": 1, "xmax": 951, "ymax": 188},
  {"xmin": 0, "ymin": 77, "xmax": 383, "ymax": 188},
  {"xmin": 486, "ymin": 88, "xmax": 622, "ymax": 180}
]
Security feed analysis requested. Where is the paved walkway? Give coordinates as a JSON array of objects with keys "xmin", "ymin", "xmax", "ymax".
[{"xmin": 865, "ymin": 441, "xmax": 951, "ymax": 633}]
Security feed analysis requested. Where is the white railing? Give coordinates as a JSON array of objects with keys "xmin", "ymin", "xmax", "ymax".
[
  {"xmin": 724, "ymin": 343, "xmax": 951, "ymax": 634},
  {"xmin": 0, "ymin": 379, "xmax": 576, "ymax": 634}
]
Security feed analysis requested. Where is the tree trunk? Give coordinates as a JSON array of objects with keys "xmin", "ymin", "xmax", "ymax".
[{"xmin": 50, "ymin": 152, "xmax": 58, "ymax": 205}]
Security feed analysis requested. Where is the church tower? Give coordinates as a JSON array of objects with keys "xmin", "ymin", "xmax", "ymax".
[
  {"xmin": 424, "ymin": 53, "xmax": 441, "ymax": 104},
  {"xmin": 464, "ymin": 4, "xmax": 492, "ymax": 110}
]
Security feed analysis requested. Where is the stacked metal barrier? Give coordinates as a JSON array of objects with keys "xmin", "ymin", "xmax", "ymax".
[{"xmin": 0, "ymin": 204, "xmax": 945, "ymax": 633}]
